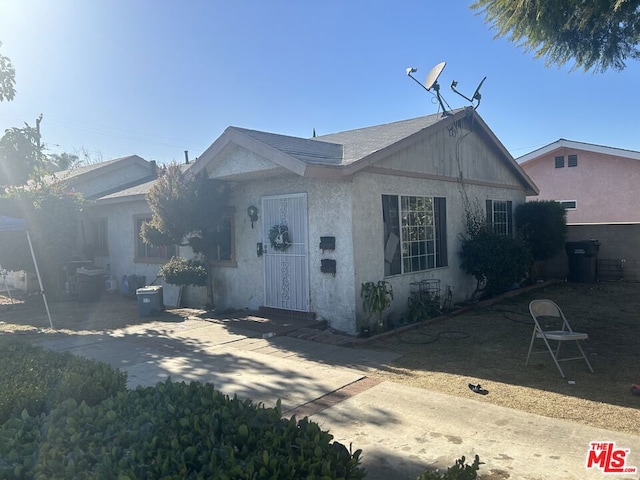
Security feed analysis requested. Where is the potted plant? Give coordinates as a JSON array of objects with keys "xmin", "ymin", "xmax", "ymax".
[{"xmin": 360, "ymin": 280, "xmax": 393, "ymax": 331}]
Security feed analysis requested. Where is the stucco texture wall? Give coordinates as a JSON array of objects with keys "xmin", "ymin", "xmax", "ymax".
[
  {"xmin": 209, "ymin": 175, "xmax": 358, "ymax": 333},
  {"xmin": 522, "ymin": 150, "xmax": 640, "ymax": 224},
  {"xmin": 88, "ymin": 200, "xmax": 164, "ymax": 292},
  {"xmin": 350, "ymin": 170, "xmax": 525, "ymax": 328}
]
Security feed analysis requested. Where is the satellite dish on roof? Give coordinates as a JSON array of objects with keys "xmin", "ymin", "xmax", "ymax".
[
  {"xmin": 406, "ymin": 61, "xmax": 451, "ymax": 116},
  {"xmin": 450, "ymin": 76, "xmax": 487, "ymax": 110},
  {"xmin": 424, "ymin": 62, "xmax": 446, "ymax": 90}
]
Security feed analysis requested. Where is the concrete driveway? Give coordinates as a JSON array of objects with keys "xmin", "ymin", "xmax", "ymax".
[{"xmin": 29, "ymin": 316, "xmax": 640, "ymax": 480}]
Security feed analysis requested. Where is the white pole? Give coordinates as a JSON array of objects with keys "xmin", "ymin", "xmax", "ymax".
[
  {"xmin": 0, "ymin": 261, "xmax": 13, "ymax": 303},
  {"xmin": 25, "ymin": 230, "xmax": 53, "ymax": 329}
]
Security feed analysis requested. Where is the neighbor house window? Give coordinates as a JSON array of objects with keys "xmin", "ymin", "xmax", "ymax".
[
  {"xmin": 88, "ymin": 218, "xmax": 108, "ymax": 255},
  {"xmin": 568, "ymin": 154, "xmax": 578, "ymax": 167},
  {"xmin": 134, "ymin": 216, "xmax": 178, "ymax": 263},
  {"xmin": 560, "ymin": 200, "xmax": 577, "ymax": 210},
  {"xmin": 382, "ymin": 195, "xmax": 447, "ymax": 276},
  {"xmin": 211, "ymin": 209, "xmax": 236, "ymax": 267},
  {"xmin": 555, "ymin": 156, "xmax": 564, "ymax": 168},
  {"xmin": 486, "ymin": 200, "xmax": 513, "ymax": 236}
]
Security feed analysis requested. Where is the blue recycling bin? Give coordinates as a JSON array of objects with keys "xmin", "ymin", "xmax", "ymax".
[{"xmin": 136, "ymin": 286, "xmax": 164, "ymax": 316}]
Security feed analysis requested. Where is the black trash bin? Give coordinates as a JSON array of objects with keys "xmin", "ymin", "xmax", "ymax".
[
  {"xmin": 76, "ymin": 267, "xmax": 106, "ymax": 302},
  {"xmin": 136, "ymin": 286, "xmax": 164, "ymax": 316},
  {"xmin": 565, "ymin": 240, "xmax": 600, "ymax": 283}
]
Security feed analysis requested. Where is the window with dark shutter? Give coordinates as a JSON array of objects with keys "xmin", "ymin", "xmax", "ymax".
[
  {"xmin": 555, "ymin": 156, "xmax": 564, "ymax": 168},
  {"xmin": 382, "ymin": 194, "xmax": 447, "ymax": 276},
  {"xmin": 568, "ymin": 154, "xmax": 578, "ymax": 167}
]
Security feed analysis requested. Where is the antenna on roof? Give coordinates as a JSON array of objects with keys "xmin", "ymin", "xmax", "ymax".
[
  {"xmin": 450, "ymin": 76, "xmax": 487, "ymax": 110},
  {"xmin": 406, "ymin": 62, "xmax": 451, "ymax": 116}
]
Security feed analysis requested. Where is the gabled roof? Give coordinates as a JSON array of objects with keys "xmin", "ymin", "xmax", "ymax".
[
  {"xmin": 47, "ymin": 155, "xmax": 150, "ymax": 185},
  {"xmin": 96, "ymin": 162, "xmax": 192, "ymax": 204},
  {"xmin": 313, "ymin": 112, "xmax": 455, "ymax": 165},
  {"xmin": 518, "ymin": 139, "xmax": 640, "ymax": 165},
  {"xmin": 190, "ymin": 110, "xmax": 461, "ymax": 178},
  {"xmin": 189, "ymin": 107, "xmax": 538, "ymax": 194},
  {"xmin": 42, "ymin": 155, "xmax": 159, "ymax": 201}
]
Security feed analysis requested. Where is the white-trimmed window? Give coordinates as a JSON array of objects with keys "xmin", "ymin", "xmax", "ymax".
[
  {"xmin": 559, "ymin": 200, "xmax": 577, "ymax": 210},
  {"xmin": 382, "ymin": 195, "xmax": 447, "ymax": 276},
  {"xmin": 486, "ymin": 200, "xmax": 513, "ymax": 236}
]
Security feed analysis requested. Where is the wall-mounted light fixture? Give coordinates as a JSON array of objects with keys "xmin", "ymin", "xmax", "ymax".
[{"xmin": 247, "ymin": 206, "xmax": 259, "ymax": 229}]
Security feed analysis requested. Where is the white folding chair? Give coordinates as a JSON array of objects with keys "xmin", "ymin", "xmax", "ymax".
[{"xmin": 526, "ymin": 299, "xmax": 594, "ymax": 378}]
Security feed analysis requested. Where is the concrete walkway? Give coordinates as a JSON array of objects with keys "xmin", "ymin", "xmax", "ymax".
[{"xmin": 28, "ymin": 317, "xmax": 640, "ymax": 480}]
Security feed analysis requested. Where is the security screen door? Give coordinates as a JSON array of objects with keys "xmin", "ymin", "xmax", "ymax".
[{"xmin": 262, "ymin": 193, "xmax": 309, "ymax": 311}]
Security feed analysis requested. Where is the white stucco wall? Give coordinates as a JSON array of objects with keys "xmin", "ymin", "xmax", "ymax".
[
  {"xmin": 88, "ymin": 200, "xmax": 165, "ymax": 291},
  {"xmin": 209, "ymin": 175, "xmax": 358, "ymax": 333},
  {"xmin": 350, "ymin": 172, "xmax": 526, "ymax": 329}
]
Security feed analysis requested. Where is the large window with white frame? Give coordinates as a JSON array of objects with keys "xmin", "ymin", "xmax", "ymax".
[{"xmin": 382, "ymin": 194, "xmax": 447, "ymax": 276}]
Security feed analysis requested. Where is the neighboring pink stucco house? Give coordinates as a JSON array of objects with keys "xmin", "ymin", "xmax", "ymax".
[
  {"xmin": 518, "ymin": 139, "xmax": 640, "ymax": 280},
  {"xmin": 518, "ymin": 139, "xmax": 640, "ymax": 224}
]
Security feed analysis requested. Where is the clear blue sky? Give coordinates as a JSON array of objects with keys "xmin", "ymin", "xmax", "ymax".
[{"xmin": 1, "ymin": 0, "xmax": 639, "ymax": 164}]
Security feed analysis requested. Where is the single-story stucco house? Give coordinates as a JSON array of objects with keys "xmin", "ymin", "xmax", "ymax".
[
  {"xmin": 37, "ymin": 155, "xmax": 182, "ymax": 297},
  {"xmin": 186, "ymin": 107, "xmax": 538, "ymax": 334}
]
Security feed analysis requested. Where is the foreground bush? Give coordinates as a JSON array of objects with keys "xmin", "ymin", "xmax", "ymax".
[
  {"xmin": 0, "ymin": 340, "xmax": 127, "ymax": 424},
  {"xmin": 416, "ymin": 455, "xmax": 482, "ymax": 479},
  {"xmin": 0, "ymin": 379, "xmax": 366, "ymax": 480}
]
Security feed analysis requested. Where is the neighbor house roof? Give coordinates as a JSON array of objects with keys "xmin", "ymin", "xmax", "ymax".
[
  {"xmin": 518, "ymin": 139, "xmax": 640, "ymax": 165},
  {"xmin": 190, "ymin": 107, "xmax": 538, "ymax": 195},
  {"xmin": 96, "ymin": 162, "xmax": 193, "ymax": 205},
  {"xmin": 47, "ymin": 155, "xmax": 150, "ymax": 184},
  {"xmin": 43, "ymin": 155, "xmax": 159, "ymax": 200}
]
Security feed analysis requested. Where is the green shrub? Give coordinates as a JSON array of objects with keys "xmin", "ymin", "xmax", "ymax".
[
  {"xmin": 0, "ymin": 340, "xmax": 127, "ymax": 424},
  {"xmin": 416, "ymin": 455, "xmax": 482, "ymax": 479},
  {"xmin": 515, "ymin": 200, "xmax": 567, "ymax": 262},
  {"xmin": 459, "ymin": 229, "xmax": 532, "ymax": 299},
  {"xmin": 159, "ymin": 256, "xmax": 208, "ymax": 287},
  {"xmin": 0, "ymin": 379, "xmax": 366, "ymax": 480}
]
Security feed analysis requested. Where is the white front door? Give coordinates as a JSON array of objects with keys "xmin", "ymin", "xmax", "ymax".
[{"xmin": 262, "ymin": 193, "xmax": 309, "ymax": 312}]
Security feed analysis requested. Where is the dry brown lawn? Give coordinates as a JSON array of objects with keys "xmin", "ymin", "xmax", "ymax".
[
  {"xmin": 1, "ymin": 282, "xmax": 639, "ymax": 436},
  {"xmin": 362, "ymin": 281, "xmax": 640, "ymax": 436}
]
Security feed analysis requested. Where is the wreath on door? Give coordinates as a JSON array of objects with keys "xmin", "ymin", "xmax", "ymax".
[{"xmin": 269, "ymin": 224, "xmax": 291, "ymax": 251}]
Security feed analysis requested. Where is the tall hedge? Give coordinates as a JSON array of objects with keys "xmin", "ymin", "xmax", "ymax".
[{"xmin": 515, "ymin": 200, "xmax": 567, "ymax": 262}]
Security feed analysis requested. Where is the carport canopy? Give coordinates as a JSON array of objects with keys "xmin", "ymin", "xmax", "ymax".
[{"xmin": 0, "ymin": 215, "xmax": 53, "ymax": 328}]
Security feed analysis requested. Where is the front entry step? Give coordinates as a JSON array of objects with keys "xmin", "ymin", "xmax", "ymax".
[{"xmin": 258, "ymin": 306, "xmax": 317, "ymax": 321}]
